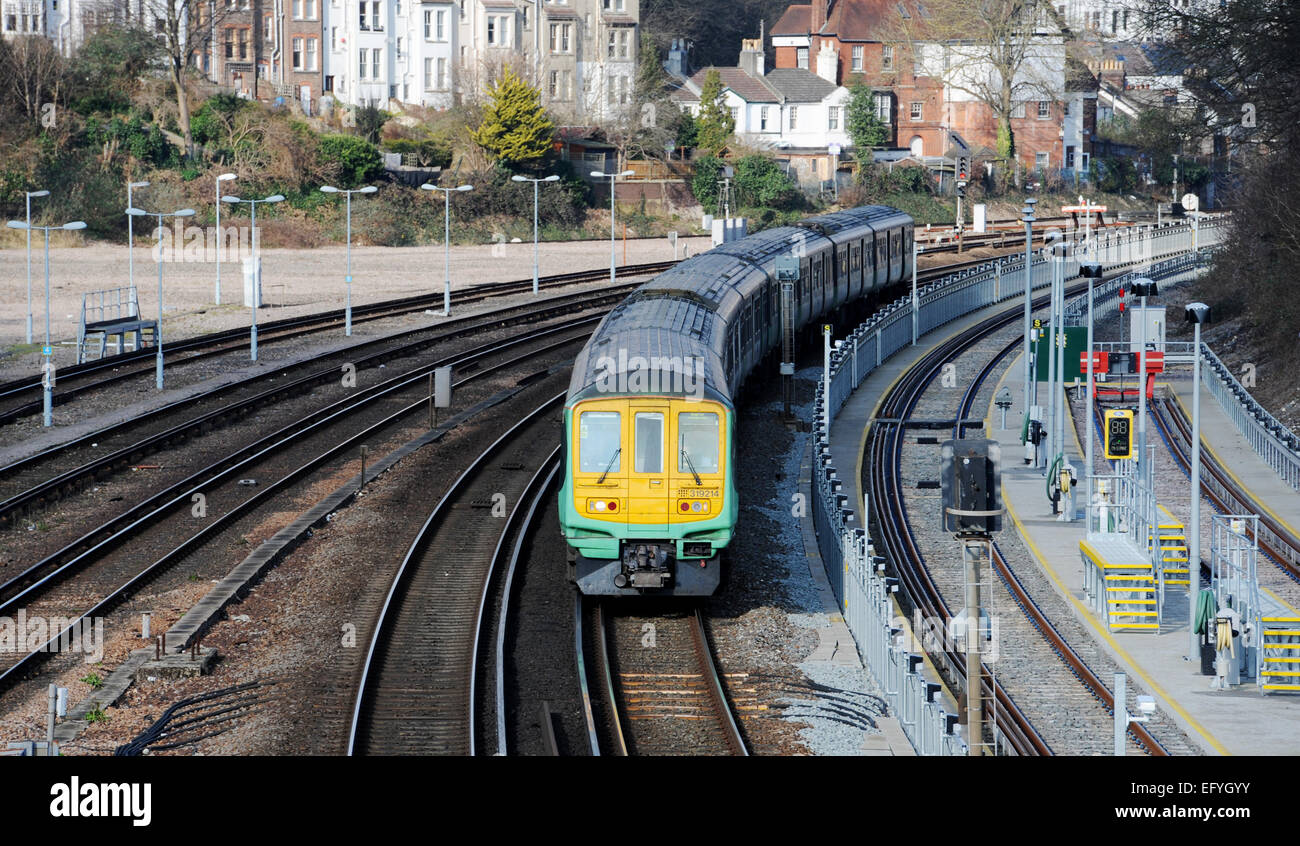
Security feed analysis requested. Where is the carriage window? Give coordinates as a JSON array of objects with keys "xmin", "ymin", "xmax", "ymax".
[
  {"xmin": 678, "ymin": 412, "xmax": 720, "ymax": 474},
  {"xmin": 634, "ymin": 412, "xmax": 664, "ymax": 473},
  {"xmin": 579, "ymin": 411, "xmax": 621, "ymax": 473}
]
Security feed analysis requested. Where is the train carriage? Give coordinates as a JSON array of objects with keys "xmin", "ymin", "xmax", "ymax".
[{"xmin": 560, "ymin": 205, "xmax": 914, "ymax": 597}]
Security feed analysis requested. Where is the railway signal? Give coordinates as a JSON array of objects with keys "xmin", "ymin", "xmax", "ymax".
[{"xmin": 1104, "ymin": 409, "xmax": 1135, "ymax": 460}]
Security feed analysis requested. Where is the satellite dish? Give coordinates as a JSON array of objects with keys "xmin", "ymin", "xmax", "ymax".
[{"xmin": 1181, "ymin": 193, "xmax": 1199, "ymax": 212}]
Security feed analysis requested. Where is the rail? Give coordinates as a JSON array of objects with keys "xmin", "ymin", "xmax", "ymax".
[{"xmin": 811, "ymin": 214, "xmax": 1225, "ymax": 755}]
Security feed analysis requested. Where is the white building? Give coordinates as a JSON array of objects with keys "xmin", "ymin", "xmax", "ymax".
[{"xmin": 325, "ymin": 0, "xmax": 638, "ymax": 119}]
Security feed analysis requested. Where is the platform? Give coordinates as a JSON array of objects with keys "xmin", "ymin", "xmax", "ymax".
[{"xmin": 988, "ymin": 354, "xmax": 1300, "ymax": 755}]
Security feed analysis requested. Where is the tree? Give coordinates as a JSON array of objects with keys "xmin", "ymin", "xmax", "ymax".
[
  {"xmin": 354, "ymin": 105, "xmax": 390, "ymax": 145},
  {"xmin": 845, "ymin": 84, "xmax": 888, "ymax": 150},
  {"xmin": 470, "ymin": 68, "xmax": 557, "ymax": 171},
  {"xmin": 695, "ymin": 69, "xmax": 734, "ymax": 156},
  {"xmin": 888, "ymin": 0, "xmax": 1069, "ymax": 181},
  {"xmin": 137, "ymin": 0, "xmax": 236, "ymax": 159},
  {"xmin": 67, "ymin": 26, "xmax": 161, "ymax": 115},
  {"xmin": 1, "ymin": 35, "xmax": 67, "ymax": 123}
]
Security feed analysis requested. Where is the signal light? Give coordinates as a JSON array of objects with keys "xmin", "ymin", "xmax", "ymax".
[{"xmin": 1104, "ymin": 409, "xmax": 1135, "ymax": 460}]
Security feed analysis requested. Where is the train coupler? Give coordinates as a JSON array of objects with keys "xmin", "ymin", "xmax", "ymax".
[{"xmin": 614, "ymin": 543, "xmax": 672, "ymax": 590}]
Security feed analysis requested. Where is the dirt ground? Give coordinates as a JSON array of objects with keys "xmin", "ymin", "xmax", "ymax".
[{"xmin": 0, "ymin": 235, "xmax": 712, "ymax": 375}]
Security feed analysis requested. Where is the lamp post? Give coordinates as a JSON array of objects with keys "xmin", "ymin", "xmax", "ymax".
[
  {"xmin": 1131, "ymin": 278, "xmax": 1158, "ymax": 486},
  {"xmin": 511, "ymin": 174, "xmax": 560, "ymax": 296},
  {"xmin": 320, "ymin": 184, "xmax": 378, "ymax": 335},
  {"xmin": 214, "ymin": 173, "xmax": 236, "ymax": 304},
  {"xmin": 23, "ymin": 189, "xmax": 50, "ymax": 345},
  {"xmin": 1080, "ymin": 262, "xmax": 1104, "ymax": 512},
  {"xmin": 6, "ymin": 218, "xmax": 88, "ymax": 427},
  {"xmin": 126, "ymin": 180, "xmax": 149, "ymax": 293},
  {"xmin": 420, "ymin": 182, "xmax": 474, "ymax": 316},
  {"xmin": 221, "ymin": 194, "xmax": 285, "ymax": 360},
  {"xmin": 911, "ymin": 238, "xmax": 921, "ymax": 345},
  {"xmin": 1021, "ymin": 198, "xmax": 1037, "ymax": 464},
  {"xmin": 125, "ymin": 207, "xmax": 195, "ymax": 390},
  {"xmin": 592, "ymin": 169, "xmax": 634, "ymax": 283},
  {"xmin": 1186, "ymin": 302, "xmax": 1211, "ymax": 660}
]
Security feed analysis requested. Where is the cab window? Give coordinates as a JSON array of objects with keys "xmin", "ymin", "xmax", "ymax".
[
  {"xmin": 579, "ymin": 411, "xmax": 621, "ymax": 473},
  {"xmin": 634, "ymin": 412, "xmax": 664, "ymax": 473},
  {"xmin": 678, "ymin": 412, "xmax": 720, "ymax": 473}
]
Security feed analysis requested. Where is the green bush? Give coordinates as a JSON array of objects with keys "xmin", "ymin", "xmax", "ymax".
[
  {"xmin": 383, "ymin": 137, "xmax": 453, "ymax": 169},
  {"xmin": 84, "ymin": 114, "xmax": 176, "ymax": 168},
  {"xmin": 318, "ymin": 134, "xmax": 384, "ymax": 187},
  {"xmin": 691, "ymin": 155, "xmax": 725, "ymax": 214},
  {"xmin": 733, "ymin": 155, "xmax": 801, "ymax": 210}
]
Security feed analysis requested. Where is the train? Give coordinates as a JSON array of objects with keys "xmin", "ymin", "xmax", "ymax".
[{"xmin": 559, "ymin": 205, "xmax": 915, "ymax": 597}]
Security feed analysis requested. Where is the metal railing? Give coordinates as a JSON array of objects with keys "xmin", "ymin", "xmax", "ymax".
[
  {"xmin": 1201, "ymin": 344, "xmax": 1300, "ymax": 492},
  {"xmin": 809, "ymin": 215, "xmax": 1225, "ymax": 755}
]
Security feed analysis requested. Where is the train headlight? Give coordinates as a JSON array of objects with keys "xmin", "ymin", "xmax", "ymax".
[
  {"xmin": 587, "ymin": 499, "xmax": 620, "ymax": 514},
  {"xmin": 677, "ymin": 500, "xmax": 709, "ymax": 515}
]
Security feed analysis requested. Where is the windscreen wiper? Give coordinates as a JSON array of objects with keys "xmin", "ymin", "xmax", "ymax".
[
  {"xmin": 597, "ymin": 447, "xmax": 621, "ymax": 484},
  {"xmin": 680, "ymin": 448, "xmax": 703, "ymax": 486}
]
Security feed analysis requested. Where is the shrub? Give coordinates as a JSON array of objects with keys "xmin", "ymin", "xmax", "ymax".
[{"xmin": 318, "ymin": 134, "xmax": 384, "ymax": 187}]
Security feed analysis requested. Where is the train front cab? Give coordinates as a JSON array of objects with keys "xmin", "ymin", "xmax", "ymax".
[{"xmin": 563, "ymin": 395, "xmax": 736, "ymax": 596}]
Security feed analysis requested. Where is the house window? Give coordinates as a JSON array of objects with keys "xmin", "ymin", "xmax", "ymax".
[
  {"xmin": 224, "ymin": 27, "xmax": 235, "ymax": 57},
  {"xmin": 910, "ymin": 101, "xmax": 922, "ymax": 121},
  {"xmin": 1034, "ymin": 151, "xmax": 1048, "ymax": 171},
  {"xmin": 873, "ymin": 93, "xmax": 890, "ymax": 123},
  {"xmin": 789, "ymin": 106, "xmax": 798, "ymax": 130},
  {"xmin": 882, "ymin": 44, "xmax": 893, "ymax": 71},
  {"xmin": 292, "ymin": 36, "xmax": 303, "ymax": 69},
  {"xmin": 608, "ymin": 28, "xmax": 630, "ymax": 59},
  {"xmin": 306, "ymin": 37, "xmax": 317, "ymax": 71},
  {"xmin": 424, "ymin": 57, "xmax": 433, "ymax": 89},
  {"xmin": 237, "ymin": 27, "xmax": 248, "ymax": 59},
  {"xmin": 292, "ymin": 0, "xmax": 301, "ymax": 19},
  {"xmin": 1037, "ymin": 100, "xmax": 1050, "ymax": 119},
  {"xmin": 796, "ymin": 47, "xmax": 808, "ymax": 69},
  {"xmin": 359, "ymin": 1, "xmax": 367, "ymax": 29},
  {"xmin": 828, "ymin": 106, "xmax": 839, "ymax": 130},
  {"xmin": 487, "ymin": 14, "xmax": 509, "ymax": 45},
  {"xmin": 436, "ymin": 9, "xmax": 446, "ymax": 39},
  {"xmin": 372, "ymin": 48, "xmax": 379, "ymax": 78},
  {"xmin": 359, "ymin": 48, "xmax": 367, "ymax": 78},
  {"xmin": 370, "ymin": 1, "xmax": 381, "ymax": 30},
  {"xmin": 1011, "ymin": 102, "xmax": 1025, "ymax": 118},
  {"xmin": 423, "ymin": 10, "xmax": 430, "ymax": 38},
  {"xmin": 396, "ymin": 37, "xmax": 402, "ymax": 59},
  {"xmin": 729, "ymin": 105, "xmax": 739, "ymax": 125},
  {"xmin": 263, "ymin": 14, "xmax": 271, "ymax": 40},
  {"xmin": 760, "ymin": 105, "xmax": 769, "ymax": 131},
  {"xmin": 603, "ymin": 0, "xmax": 625, "ymax": 10},
  {"xmin": 550, "ymin": 22, "xmax": 571, "ymax": 53},
  {"xmin": 438, "ymin": 57, "xmax": 448, "ymax": 89},
  {"xmin": 851, "ymin": 45, "xmax": 863, "ymax": 72},
  {"xmin": 330, "ymin": 26, "xmax": 336, "ymax": 49}
]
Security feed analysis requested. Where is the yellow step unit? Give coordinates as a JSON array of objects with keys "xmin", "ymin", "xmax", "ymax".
[
  {"xmin": 1082, "ymin": 538, "xmax": 1161, "ymax": 632},
  {"xmin": 1260, "ymin": 617, "xmax": 1300, "ymax": 694},
  {"xmin": 1150, "ymin": 506, "xmax": 1191, "ymax": 588}
]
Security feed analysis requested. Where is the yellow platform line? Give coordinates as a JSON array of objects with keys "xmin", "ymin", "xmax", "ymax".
[{"xmin": 993, "ymin": 352, "xmax": 1231, "ymax": 756}]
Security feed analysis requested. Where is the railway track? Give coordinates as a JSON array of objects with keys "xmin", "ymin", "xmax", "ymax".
[
  {"xmin": 0, "ymin": 325, "xmax": 591, "ymax": 698},
  {"xmin": 1152, "ymin": 394, "xmax": 1300, "ymax": 578},
  {"xmin": 0, "ymin": 286, "xmax": 635, "ymax": 530},
  {"xmin": 867, "ymin": 278, "xmax": 1172, "ymax": 754},
  {"xmin": 0, "ymin": 261, "xmax": 678, "ymax": 426},
  {"xmin": 348, "ymin": 397, "xmax": 563, "ymax": 755},
  {"xmin": 578, "ymin": 600, "xmax": 747, "ymax": 757}
]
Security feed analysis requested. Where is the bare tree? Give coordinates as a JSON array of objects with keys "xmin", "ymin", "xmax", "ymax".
[
  {"xmin": 2, "ymin": 35, "xmax": 68, "ymax": 123},
  {"xmin": 136, "ymin": 0, "xmax": 233, "ymax": 158},
  {"xmin": 887, "ymin": 0, "xmax": 1069, "ymax": 180}
]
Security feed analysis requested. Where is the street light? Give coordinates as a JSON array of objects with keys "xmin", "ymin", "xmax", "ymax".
[
  {"xmin": 1080, "ymin": 261, "xmax": 1104, "ymax": 513},
  {"xmin": 1186, "ymin": 301, "xmax": 1211, "ymax": 661},
  {"xmin": 320, "ymin": 185, "xmax": 378, "ymax": 336},
  {"xmin": 592, "ymin": 169, "xmax": 634, "ymax": 283},
  {"xmin": 419, "ymin": 182, "xmax": 473, "ymax": 316},
  {"xmin": 214, "ymin": 173, "xmax": 236, "ymax": 304},
  {"xmin": 125, "ymin": 207, "xmax": 195, "ymax": 390},
  {"xmin": 6, "ymin": 218, "xmax": 87, "ymax": 427},
  {"xmin": 22, "ymin": 189, "xmax": 51, "ymax": 345},
  {"xmin": 511, "ymin": 174, "xmax": 560, "ymax": 296},
  {"xmin": 1130, "ymin": 278, "xmax": 1159, "ymax": 486},
  {"xmin": 1021, "ymin": 198, "xmax": 1037, "ymax": 465},
  {"xmin": 126, "ymin": 180, "xmax": 149, "ymax": 294},
  {"xmin": 221, "ymin": 194, "xmax": 285, "ymax": 360}
]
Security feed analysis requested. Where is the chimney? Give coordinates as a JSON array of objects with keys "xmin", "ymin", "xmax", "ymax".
[
  {"xmin": 811, "ymin": 0, "xmax": 828, "ymax": 34},
  {"xmin": 665, "ymin": 38, "xmax": 689, "ymax": 78},
  {"xmin": 816, "ymin": 42, "xmax": 838, "ymax": 83},
  {"xmin": 739, "ymin": 38, "xmax": 765, "ymax": 78}
]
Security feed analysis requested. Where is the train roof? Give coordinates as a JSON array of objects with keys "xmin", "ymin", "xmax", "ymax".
[{"xmin": 798, "ymin": 205, "xmax": 912, "ymax": 236}]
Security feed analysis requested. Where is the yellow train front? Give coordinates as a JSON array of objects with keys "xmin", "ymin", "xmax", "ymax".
[{"xmin": 560, "ymin": 205, "xmax": 914, "ymax": 596}]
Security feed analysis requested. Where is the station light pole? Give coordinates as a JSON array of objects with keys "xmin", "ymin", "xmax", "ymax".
[
  {"xmin": 592, "ymin": 169, "xmax": 634, "ymax": 284},
  {"xmin": 214, "ymin": 173, "xmax": 236, "ymax": 304},
  {"xmin": 23, "ymin": 189, "xmax": 49, "ymax": 345},
  {"xmin": 125, "ymin": 206, "xmax": 195, "ymax": 390},
  {"xmin": 1021, "ymin": 198, "xmax": 1037, "ymax": 464},
  {"xmin": 126, "ymin": 180, "xmax": 149, "ymax": 293},
  {"xmin": 1081, "ymin": 262, "xmax": 1104, "ymax": 512},
  {"xmin": 1131, "ymin": 278, "xmax": 1158, "ymax": 486},
  {"xmin": 511, "ymin": 174, "xmax": 560, "ymax": 296},
  {"xmin": 221, "ymin": 194, "xmax": 285, "ymax": 361},
  {"xmin": 320, "ymin": 184, "xmax": 377, "ymax": 335},
  {"xmin": 1186, "ymin": 302, "xmax": 1211, "ymax": 660},
  {"xmin": 6, "ymin": 218, "xmax": 88, "ymax": 427},
  {"xmin": 420, "ymin": 182, "xmax": 474, "ymax": 316}
]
